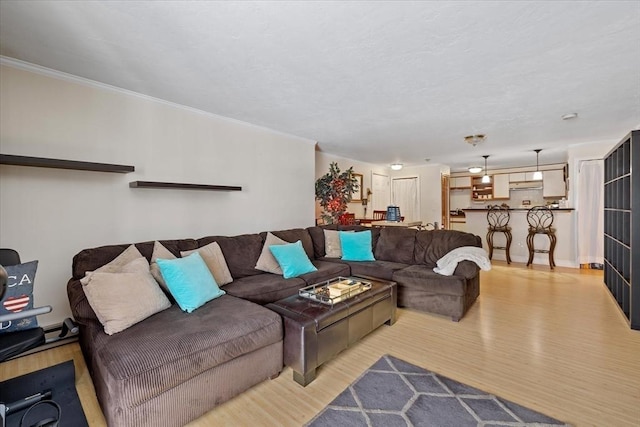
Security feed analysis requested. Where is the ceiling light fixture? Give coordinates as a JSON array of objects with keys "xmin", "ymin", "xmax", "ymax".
[
  {"xmin": 468, "ymin": 166, "xmax": 483, "ymax": 174},
  {"xmin": 561, "ymin": 113, "xmax": 578, "ymax": 120},
  {"xmin": 481, "ymin": 155, "xmax": 491, "ymax": 183},
  {"xmin": 390, "ymin": 163, "xmax": 403, "ymax": 171},
  {"xmin": 533, "ymin": 149, "xmax": 543, "ymax": 180},
  {"xmin": 464, "ymin": 134, "xmax": 486, "ymax": 147}
]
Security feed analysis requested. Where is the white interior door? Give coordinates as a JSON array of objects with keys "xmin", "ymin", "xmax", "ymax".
[
  {"xmin": 392, "ymin": 177, "xmax": 419, "ymax": 222},
  {"xmin": 372, "ymin": 173, "xmax": 390, "ymax": 212}
]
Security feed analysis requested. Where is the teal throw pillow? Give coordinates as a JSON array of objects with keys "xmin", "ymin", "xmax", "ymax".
[
  {"xmin": 156, "ymin": 252, "xmax": 225, "ymax": 313},
  {"xmin": 268, "ymin": 240, "xmax": 317, "ymax": 279},
  {"xmin": 340, "ymin": 230, "xmax": 375, "ymax": 261}
]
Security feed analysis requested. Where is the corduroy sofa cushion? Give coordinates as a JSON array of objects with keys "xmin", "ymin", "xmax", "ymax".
[
  {"xmin": 263, "ymin": 228, "xmax": 315, "ymax": 260},
  {"xmin": 72, "ymin": 239, "xmax": 198, "ymax": 280},
  {"xmin": 338, "ymin": 259, "xmax": 411, "ymax": 281},
  {"xmin": 86, "ymin": 294, "xmax": 282, "ymax": 409},
  {"xmin": 374, "ymin": 228, "xmax": 417, "ymax": 264},
  {"xmin": 306, "ymin": 225, "xmax": 380, "ymax": 259},
  {"xmin": 222, "ymin": 261, "xmax": 349, "ymax": 305},
  {"xmin": 414, "ymin": 229, "xmax": 482, "ymax": 266},
  {"xmin": 298, "ymin": 260, "xmax": 350, "ymax": 285},
  {"xmin": 307, "ymin": 225, "xmax": 339, "ymax": 259},
  {"xmin": 197, "ymin": 234, "xmax": 264, "ymax": 279},
  {"xmin": 392, "ymin": 265, "xmax": 466, "ymax": 296},
  {"xmin": 224, "ymin": 274, "xmax": 307, "ymax": 304}
]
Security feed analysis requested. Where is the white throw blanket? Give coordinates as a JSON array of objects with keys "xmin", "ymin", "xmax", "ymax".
[{"xmin": 433, "ymin": 246, "xmax": 492, "ymax": 276}]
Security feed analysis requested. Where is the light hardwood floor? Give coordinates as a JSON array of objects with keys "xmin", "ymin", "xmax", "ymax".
[{"xmin": 2, "ymin": 262, "xmax": 639, "ymax": 426}]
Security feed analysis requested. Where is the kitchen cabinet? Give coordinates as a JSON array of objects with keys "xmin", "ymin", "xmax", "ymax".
[
  {"xmin": 509, "ymin": 172, "xmax": 525, "ymax": 182},
  {"xmin": 542, "ymin": 170, "xmax": 566, "ymax": 198},
  {"xmin": 450, "ymin": 176, "xmax": 471, "ymax": 189},
  {"xmin": 493, "ymin": 174, "xmax": 510, "ymax": 199},
  {"xmin": 471, "ymin": 177, "xmax": 493, "ymax": 201},
  {"xmin": 509, "ymin": 172, "xmax": 541, "ymax": 182}
]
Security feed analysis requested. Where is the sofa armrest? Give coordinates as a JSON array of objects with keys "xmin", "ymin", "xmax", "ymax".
[
  {"xmin": 453, "ymin": 260, "xmax": 480, "ymax": 280},
  {"xmin": 66, "ymin": 278, "xmax": 99, "ymax": 325}
]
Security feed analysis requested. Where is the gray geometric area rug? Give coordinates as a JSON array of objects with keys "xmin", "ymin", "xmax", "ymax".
[{"xmin": 306, "ymin": 354, "xmax": 571, "ymax": 427}]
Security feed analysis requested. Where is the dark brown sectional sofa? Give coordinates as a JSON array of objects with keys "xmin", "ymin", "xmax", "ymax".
[{"xmin": 67, "ymin": 225, "xmax": 482, "ymax": 427}]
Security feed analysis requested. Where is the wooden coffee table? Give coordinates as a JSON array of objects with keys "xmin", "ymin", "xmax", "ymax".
[{"xmin": 266, "ymin": 276, "xmax": 396, "ymax": 386}]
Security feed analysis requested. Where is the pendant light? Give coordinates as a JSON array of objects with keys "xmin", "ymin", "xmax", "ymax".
[
  {"xmin": 481, "ymin": 155, "xmax": 491, "ymax": 183},
  {"xmin": 533, "ymin": 149, "xmax": 543, "ymax": 180}
]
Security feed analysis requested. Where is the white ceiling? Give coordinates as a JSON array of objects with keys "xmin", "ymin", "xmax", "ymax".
[{"xmin": 1, "ymin": 1, "xmax": 639, "ymax": 172}]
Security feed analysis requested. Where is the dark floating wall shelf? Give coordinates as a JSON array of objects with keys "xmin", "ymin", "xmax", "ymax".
[
  {"xmin": 0, "ymin": 154, "xmax": 135, "ymax": 173},
  {"xmin": 129, "ymin": 181, "xmax": 242, "ymax": 191}
]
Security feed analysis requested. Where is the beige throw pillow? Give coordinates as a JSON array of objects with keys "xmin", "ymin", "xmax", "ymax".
[
  {"xmin": 324, "ymin": 229, "xmax": 343, "ymax": 258},
  {"xmin": 82, "ymin": 257, "xmax": 171, "ymax": 335},
  {"xmin": 255, "ymin": 232, "xmax": 289, "ymax": 275},
  {"xmin": 181, "ymin": 241, "xmax": 233, "ymax": 286},
  {"xmin": 150, "ymin": 241, "xmax": 176, "ymax": 292},
  {"xmin": 81, "ymin": 244, "xmax": 144, "ymax": 285}
]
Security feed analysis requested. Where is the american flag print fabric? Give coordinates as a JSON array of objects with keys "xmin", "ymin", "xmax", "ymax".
[{"xmin": 0, "ymin": 260, "xmax": 39, "ymax": 333}]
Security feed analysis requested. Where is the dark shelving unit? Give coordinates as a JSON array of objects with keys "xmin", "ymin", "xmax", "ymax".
[
  {"xmin": 0, "ymin": 154, "xmax": 134, "ymax": 173},
  {"xmin": 604, "ymin": 130, "xmax": 639, "ymax": 330},
  {"xmin": 129, "ymin": 181, "xmax": 242, "ymax": 191}
]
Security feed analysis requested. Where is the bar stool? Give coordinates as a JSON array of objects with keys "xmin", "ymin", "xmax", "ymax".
[
  {"xmin": 486, "ymin": 206, "xmax": 512, "ymax": 264},
  {"xmin": 526, "ymin": 206, "xmax": 557, "ymax": 269}
]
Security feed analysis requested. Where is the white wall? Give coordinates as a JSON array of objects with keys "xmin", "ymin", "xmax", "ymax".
[{"xmin": 0, "ymin": 63, "xmax": 316, "ymax": 326}]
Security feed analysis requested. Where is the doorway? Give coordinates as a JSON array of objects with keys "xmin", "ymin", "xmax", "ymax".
[
  {"xmin": 392, "ymin": 177, "xmax": 419, "ymax": 223},
  {"xmin": 371, "ymin": 173, "xmax": 390, "ymax": 213}
]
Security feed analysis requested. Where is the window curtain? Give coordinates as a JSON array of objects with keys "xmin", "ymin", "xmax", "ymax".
[
  {"xmin": 392, "ymin": 177, "xmax": 418, "ymax": 223},
  {"xmin": 577, "ymin": 160, "xmax": 604, "ymax": 264}
]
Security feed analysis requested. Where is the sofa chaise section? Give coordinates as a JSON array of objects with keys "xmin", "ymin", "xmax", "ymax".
[
  {"xmin": 307, "ymin": 226, "xmax": 483, "ymax": 321},
  {"xmin": 395, "ymin": 229, "xmax": 483, "ymax": 321},
  {"xmin": 68, "ymin": 240, "xmax": 284, "ymax": 427}
]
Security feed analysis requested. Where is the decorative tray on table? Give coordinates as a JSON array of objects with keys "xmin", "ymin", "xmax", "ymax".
[{"xmin": 298, "ymin": 277, "xmax": 372, "ymax": 306}]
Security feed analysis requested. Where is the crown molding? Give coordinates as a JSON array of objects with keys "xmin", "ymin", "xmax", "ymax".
[{"xmin": 0, "ymin": 56, "xmax": 316, "ymax": 146}]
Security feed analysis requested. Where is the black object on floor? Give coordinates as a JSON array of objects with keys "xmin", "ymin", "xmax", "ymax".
[
  {"xmin": 0, "ymin": 359, "xmax": 88, "ymax": 427},
  {"xmin": 306, "ymin": 354, "xmax": 571, "ymax": 427}
]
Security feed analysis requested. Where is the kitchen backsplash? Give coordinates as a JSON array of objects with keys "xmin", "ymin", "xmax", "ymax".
[{"xmin": 506, "ymin": 189, "xmax": 546, "ymax": 207}]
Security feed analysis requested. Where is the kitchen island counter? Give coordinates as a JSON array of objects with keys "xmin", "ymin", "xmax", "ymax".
[
  {"xmin": 463, "ymin": 208, "xmax": 574, "ymax": 212},
  {"xmin": 463, "ymin": 208, "xmax": 576, "ymax": 267}
]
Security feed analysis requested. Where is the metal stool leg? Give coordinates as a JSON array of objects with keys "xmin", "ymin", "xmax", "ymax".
[
  {"xmin": 486, "ymin": 230, "xmax": 494, "ymax": 260},
  {"xmin": 548, "ymin": 232, "xmax": 557, "ymax": 269},
  {"xmin": 505, "ymin": 230, "xmax": 512, "ymax": 264},
  {"xmin": 526, "ymin": 231, "xmax": 535, "ymax": 266}
]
